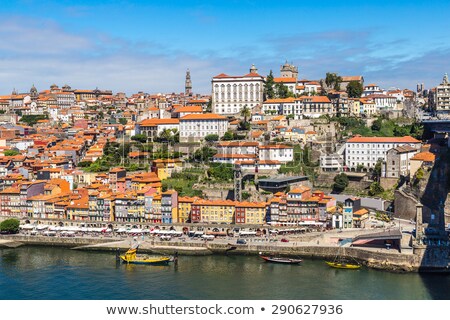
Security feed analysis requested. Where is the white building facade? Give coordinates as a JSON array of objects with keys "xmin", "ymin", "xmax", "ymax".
[
  {"xmin": 344, "ymin": 136, "xmax": 421, "ymax": 170},
  {"xmin": 179, "ymin": 113, "xmax": 229, "ymax": 142},
  {"xmin": 212, "ymin": 65, "xmax": 265, "ymax": 115}
]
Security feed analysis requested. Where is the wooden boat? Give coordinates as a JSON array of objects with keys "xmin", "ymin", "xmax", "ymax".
[
  {"xmin": 120, "ymin": 247, "xmax": 172, "ymax": 265},
  {"xmin": 325, "ymin": 261, "xmax": 361, "ymax": 269},
  {"xmin": 260, "ymin": 255, "xmax": 302, "ymax": 264}
]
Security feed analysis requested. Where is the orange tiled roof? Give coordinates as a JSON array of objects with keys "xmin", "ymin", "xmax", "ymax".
[
  {"xmin": 347, "ymin": 136, "xmax": 420, "ymax": 143},
  {"xmin": 173, "ymin": 105, "xmax": 203, "ymax": 113},
  {"xmin": 273, "ymin": 77, "xmax": 297, "ymax": 83},
  {"xmin": 180, "ymin": 113, "xmax": 227, "ymax": 120},
  {"xmin": 264, "ymin": 98, "xmax": 295, "ymax": 103},
  {"xmin": 139, "ymin": 118, "xmax": 179, "ymax": 126},
  {"xmin": 410, "ymin": 152, "xmax": 435, "ymax": 162}
]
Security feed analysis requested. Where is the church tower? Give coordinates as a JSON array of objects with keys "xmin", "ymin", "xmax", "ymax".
[
  {"xmin": 280, "ymin": 61, "xmax": 298, "ymax": 79},
  {"xmin": 185, "ymin": 69, "xmax": 192, "ymax": 96},
  {"xmin": 30, "ymin": 84, "xmax": 38, "ymax": 101}
]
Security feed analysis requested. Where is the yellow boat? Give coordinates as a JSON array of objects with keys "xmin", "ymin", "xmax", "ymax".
[
  {"xmin": 325, "ymin": 261, "xmax": 361, "ymax": 269},
  {"xmin": 120, "ymin": 247, "xmax": 172, "ymax": 265}
]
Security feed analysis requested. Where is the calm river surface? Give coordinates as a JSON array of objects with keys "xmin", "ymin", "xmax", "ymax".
[{"xmin": 1, "ymin": 246, "xmax": 449, "ymax": 299}]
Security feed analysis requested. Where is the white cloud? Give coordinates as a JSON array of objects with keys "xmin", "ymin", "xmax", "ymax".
[{"xmin": 0, "ymin": 17, "xmax": 449, "ymax": 96}]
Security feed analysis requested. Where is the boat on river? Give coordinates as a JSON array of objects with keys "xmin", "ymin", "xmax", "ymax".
[
  {"xmin": 120, "ymin": 247, "xmax": 172, "ymax": 265},
  {"xmin": 325, "ymin": 245, "xmax": 361, "ymax": 269},
  {"xmin": 260, "ymin": 255, "xmax": 302, "ymax": 264}
]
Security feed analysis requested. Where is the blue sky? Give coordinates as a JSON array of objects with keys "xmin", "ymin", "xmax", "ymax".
[{"xmin": 1, "ymin": 0, "xmax": 449, "ymax": 94}]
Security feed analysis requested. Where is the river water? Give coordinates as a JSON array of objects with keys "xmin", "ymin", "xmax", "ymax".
[{"xmin": 0, "ymin": 246, "xmax": 449, "ymax": 299}]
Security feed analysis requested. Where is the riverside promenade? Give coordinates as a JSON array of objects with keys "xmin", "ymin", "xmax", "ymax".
[{"xmin": 0, "ymin": 231, "xmax": 424, "ymax": 272}]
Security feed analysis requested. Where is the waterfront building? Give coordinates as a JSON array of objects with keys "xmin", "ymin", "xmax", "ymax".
[
  {"xmin": 286, "ymin": 186, "xmax": 312, "ymax": 222},
  {"xmin": 191, "ymin": 199, "xmax": 236, "ymax": 224},
  {"xmin": 353, "ymin": 208, "xmax": 369, "ymax": 228},
  {"xmin": 344, "ymin": 136, "xmax": 421, "ymax": 170},
  {"xmin": 179, "ymin": 113, "xmax": 229, "ymax": 142},
  {"xmin": 0, "ymin": 186, "xmax": 21, "ymax": 217},
  {"xmin": 212, "ymin": 64, "xmax": 265, "ymax": 115},
  {"xmin": 161, "ymin": 190, "xmax": 178, "ymax": 224},
  {"xmin": 235, "ymin": 201, "xmax": 266, "ymax": 224},
  {"xmin": 66, "ymin": 197, "xmax": 90, "ymax": 220},
  {"xmin": 343, "ymin": 197, "xmax": 360, "ymax": 229},
  {"xmin": 178, "ymin": 196, "xmax": 199, "ymax": 223}
]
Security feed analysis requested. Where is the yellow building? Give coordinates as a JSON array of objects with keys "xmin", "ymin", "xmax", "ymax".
[
  {"xmin": 152, "ymin": 158, "xmax": 183, "ymax": 180},
  {"xmin": 235, "ymin": 201, "xmax": 266, "ymax": 224},
  {"xmin": 177, "ymin": 196, "xmax": 199, "ymax": 223},
  {"xmin": 66, "ymin": 198, "xmax": 90, "ymax": 220},
  {"xmin": 130, "ymin": 172, "xmax": 162, "ymax": 192},
  {"xmin": 349, "ymin": 98, "xmax": 361, "ymax": 117},
  {"xmin": 193, "ymin": 199, "xmax": 236, "ymax": 224}
]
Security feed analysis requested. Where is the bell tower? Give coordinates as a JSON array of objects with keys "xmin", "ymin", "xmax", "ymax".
[{"xmin": 185, "ymin": 69, "xmax": 192, "ymax": 96}]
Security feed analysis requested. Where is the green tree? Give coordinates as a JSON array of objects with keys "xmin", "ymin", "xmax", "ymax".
[
  {"xmin": 371, "ymin": 118, "xmax": 382, "ymax": 131},
  {"xmin": 77, "ymin": 161, "xmax": 93, "ymax": 167},
  {"xmin": 4, "ymin": 150, "xmax": 20, "ymax": 156},
  {"xmin": 192, "ymin": 146, "xmax": 217, "ymax": 162},
  {"xmin": 333, "ymin": 173, "xmax": 349, "ymax": 192},
  {"xmin": 240, "ymin": 104, "xmax": 251, "ymax": 123},
  {"xmin": 222, "ymin": 131, "xmax": 234, "ymax": 141},
  {"xmin": 204, "ymin": 134, "xmax": 219, "ymax": 142},
  {"xmin": 346, "ymin": 81, "xmax": 363, "ymax": 98},
  {"xmin": 264, "ymin": 70, "xmax": 276, "ymax": 99},
  {"xmin": 369, "ymin": 181, "xmax": 384, "ymax": 196},
  {"xmin": 0, "ymin": 218, "xmax": 20, "ymax": 234},
  {"xmin": 206, "ymin": 99, "xmax": 212, "ymax": 113},
  {"xmin": 373, "ymin": 159, "xmax": 382, "ymax": 182},
  {"xmin": 275, "ymin": 83, "xmax": 294, "ymax": 99},
  {"xmin": 303, "ymin": 145, "xmax": 310, "ymax": 165},
  {"xmin": 208, "ymin": 163, "xmax": 234, "ymax": 181},
  {"xmin": 131, "ymin": 134, "xmax": 148, "ymax": 143},
  {"xmin": 325, "ymin": 72, "xmax": 343, "ymax": 91},
  {"xmin": 118, "ymin": 118, "xmax": 128, "ymax": 125}
]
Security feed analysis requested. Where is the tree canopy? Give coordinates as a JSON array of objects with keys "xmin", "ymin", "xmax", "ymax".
[
  {"xmin": 346, "ymin": 81, "xmax": 363, "ymax": 98},
  {"xmin": 264, "ymin": 70, "xmax": 276, "ymax": 99},
  {"xmin": 0, "ymin": 218, "xmax": 20, "ymax": 234},
  {"xmin": 333, "ymin": 173, "xmax": 349, "ymax": 192},
  {"xmin": 4, "ymin": 150, "xmax": 20, "ymax": 156},
  {"xmin": 204, "ymin": 134, "xmax": 219, "ymax": 142},
  {"xmin": 325, "ymin": 72, "xmax": 343, "ymax": 91}
]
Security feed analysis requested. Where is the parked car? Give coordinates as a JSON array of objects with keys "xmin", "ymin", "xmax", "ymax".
[
  {"xmin": 281, "ymin": 238, "xmax": 289, "ymax": 242},
  {"xmin": 236, "ymin": 239, "xmax": 247, "ymax": 245}
]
